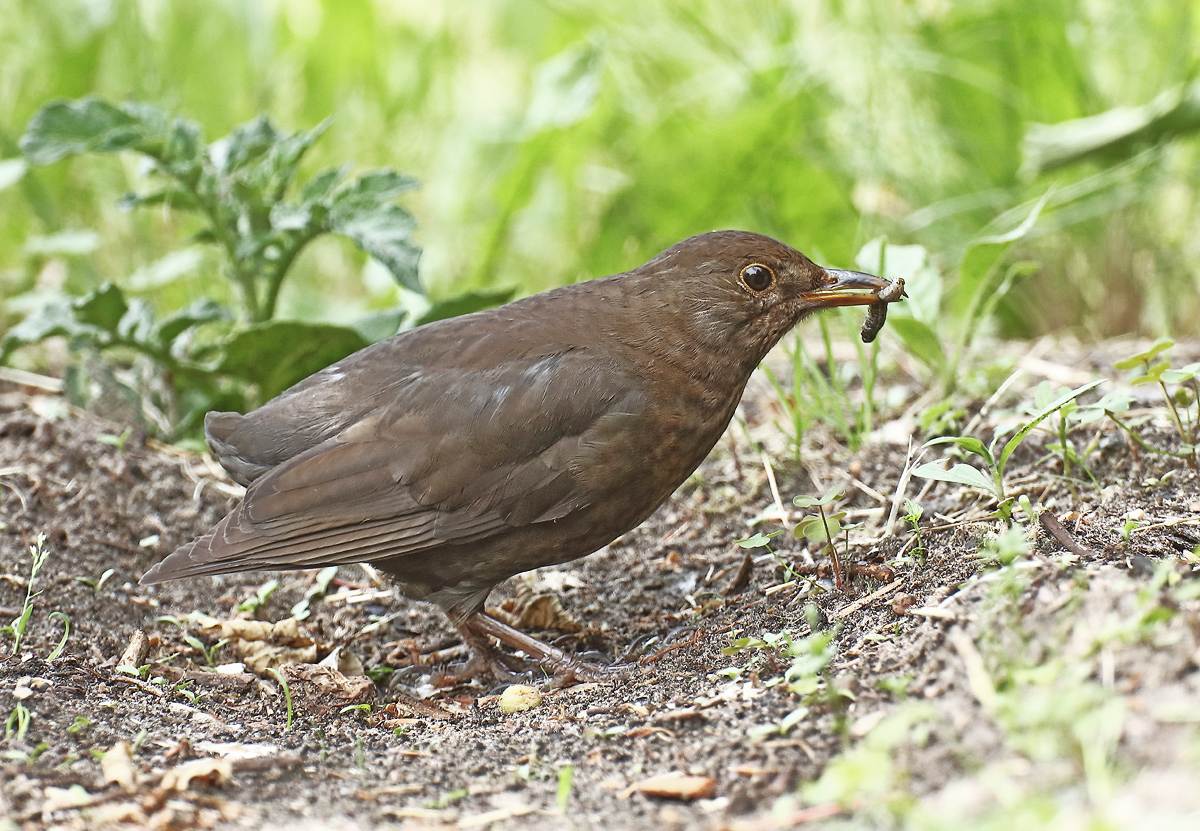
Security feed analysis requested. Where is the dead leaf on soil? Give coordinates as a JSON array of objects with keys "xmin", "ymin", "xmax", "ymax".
[
  {"xmin": 160, "ymin": 757, "xmax": 233, "ymax": 791},
  {"xmin": 195, "ymin": 614, "xmax": 318, "ymax": 673},
  {"xmin": 282, "ymin": 662, "xmax": 373, "ymax": 710},
  {"xmin": 494, "ymin": 576, "xmax": 582, "ymax": 633},
  {"xmin": 101, "ymin": 740, "xmax": 136, "ymax": 789},
  {"xmin": 620, "ymin": 771, "xmax": 717, "ymax": 800}
]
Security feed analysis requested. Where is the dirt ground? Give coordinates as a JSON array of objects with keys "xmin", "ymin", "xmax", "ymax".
[{"xmin": 3, "ymin": 340, "xmax": 1200, "ymax": 830}]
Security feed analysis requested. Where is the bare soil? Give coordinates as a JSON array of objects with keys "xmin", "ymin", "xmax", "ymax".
[{"xmin": 3, "ymin": 341, "xmax": 1200, "ymax": 830}]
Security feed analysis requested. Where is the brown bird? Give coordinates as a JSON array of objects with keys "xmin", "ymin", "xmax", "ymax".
[{"xmin": 142, "ymin": 230, "xmax": 898, "ymax": 683}]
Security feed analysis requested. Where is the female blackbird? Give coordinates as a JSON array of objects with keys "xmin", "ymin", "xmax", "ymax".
[{"xmin": 142, "ymin": 230, "xmax": 898, "ymax": 682}]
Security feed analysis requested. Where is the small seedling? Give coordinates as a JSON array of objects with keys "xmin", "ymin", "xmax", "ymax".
[
  {"xmin": 734, "ymin": 529, "xmax": 801, "ymax": 583},
  {"xmin": 67, "ymin": 717, "xmax": 90, "ymax": 735},
  {"xmin": 5, "ymin": 702, "xmax": 32, "ymax": 742},
  {"xmin": 269, "ymin": 667, "xmax": 293, "ymax": 730},
  {"xmin": 46, "ymin": 611, "xmax": 69, "ymax": 661},
  {"xmin": 901, "ymin": 499, "xmax": 926, "ymax": 567},
  {"xmin": 236, "ymin": 579, "xmax": 279, "ymax": 615},
  {"xmin": 1117, "ymin": 517, "xmax": 1146, "ymax": 544},
  {"xmin": 1111, "ymin": 340, "xmax": 1199, "ymax": 467},
  {"xmin": 96, "ymin": 426, "xmax": 133, "ymax": 451},
  {"xmin": 793, "ymin": 488, "xmax": 857, "ymax": 590},
  {"xmin": 1027, "ymin": 382, "xmax": 1099, "ymax": 486},
  {"xmin": 557, "ymin": 764, "xmax": 575, "ymax": 813},
  {"xmin": 975, "ymin": 524, "xmax": 1032, "ymax": 566},
  {"xmin": 291, "ymin": 565, "xmax": 339, "ymax": 620},
  {"xmin": 183, "ymin": 635, "xmax": 228, "ymax": 667},
  {"xmin": 914, "ymin": 379, "xmax": 1102, "ymax": 518},
  {"xmin": 2, "ymin": 532, "xmax": 49, "ymax": 655},
  {"xmin": 74, "ymin": 567, "xmax": 115, "ymax": 596}
]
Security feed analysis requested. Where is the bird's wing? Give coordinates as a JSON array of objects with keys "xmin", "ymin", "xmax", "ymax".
[{"xmin": 142, "ymin": 351, "xmax": 646, "ymax": 581}]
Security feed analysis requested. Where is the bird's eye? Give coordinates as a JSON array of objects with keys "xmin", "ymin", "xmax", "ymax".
[{"xmin": 740, "ymin": 264, "xmax": 775, "ymax": 293}]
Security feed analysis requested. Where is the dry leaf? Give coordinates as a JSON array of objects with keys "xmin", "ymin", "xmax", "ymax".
[
  {"xmin": 102, "ymin": 740, "xmax": 136, "ymax": 789},
  {"xmin": 622, "ymin": 771, "xmax": 717, "ymax": 800},
  {"xmin": 160, "ymin": 757, "xmax": 232, "ymax": 791}
]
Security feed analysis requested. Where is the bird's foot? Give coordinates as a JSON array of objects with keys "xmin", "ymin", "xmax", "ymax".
[{"xmin": 456, "ymin": 611, "xmax": 637, "ymax": 688}]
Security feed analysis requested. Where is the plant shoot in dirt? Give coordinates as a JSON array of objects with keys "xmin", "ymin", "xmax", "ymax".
[
  {"xmin": 735, "ymin": 529, "xmax": 800, "ymax": 583},
  {"xmin": 236, "ymin": 579, "xmax": 280, "ymax": 615},
  {"xmin": 901, "ymin": 499, "xmax": 926, "ymax": 567},
  {"xmin": 184, "ymin": 634, "xmax": 228, "ymax": 667},
  {"xmin": 1099, "ymin": 340, "xmax": 1199, "ymax": 468},
  {"xmin": 1, "ymin": 533, "xmax": 68, "ymax": 659},
  {"xmin": 763, "ymin": 300, "xmax": 885, "ymax": 460},
  {"xmin": 269, "ymin": 668, "xmax": 293, "ymax": 731},
  {"xmin": 1026, "ymin": 382, "xmax": 1100, "ymax": 487},
  {"xmin": 793, "ymin": 488, "xmax": 857, "ymax": 590},
  {"xmin": 914, "ymin": 379, "xmax": 1101, "ymax": 517},
  {"xmin": 74, "ymin": 567, "xmax": 115, "ymax": 596},
  {"xmin": 724, "ymin": 610, "xmax": 849, "ymax": 739}
]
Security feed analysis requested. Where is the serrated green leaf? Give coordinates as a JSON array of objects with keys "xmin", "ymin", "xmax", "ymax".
[
  {"xmin": 330, "ymin": 203, "xmax": 421, "ymax": 293},
  {"xmin": 0, "ymin": 297, "xmax": 82, "ymax": 361},
  {"xmin": 301, "ymin": 165, "xmax": 349, "ymax": 202},
  {"xmin": 74, "ymin": 284, "xmax": 128, "ymax": 332},
  {"xmin": 912, "ymin": 461, "xmax": 998, "ymax": 496},
  {"xmin": 117, "ymin": 298, "xmax": 157, "ymax": 343},
  {"xmin": 213, "ymin": 115, "xmax": 280, "ymax": 173},
  {"xmin": 339, "ymin": 169, "xmax": 420, "ymax": 200},
  {"xmin": 20, "ymin": 97, "xmax": 172, "ymax": 164},
  {"xmin": 218, "ymin": 321, "xmax": 369, "ymax": 400},
  {"xmin": 153, "ymin": 299, "xmax": 230, "ymax": 350}
]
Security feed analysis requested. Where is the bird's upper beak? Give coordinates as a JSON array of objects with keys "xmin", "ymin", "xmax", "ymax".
[{"xmin": 801, "ymin": 268, "xmax": 897, "ymax": 308}]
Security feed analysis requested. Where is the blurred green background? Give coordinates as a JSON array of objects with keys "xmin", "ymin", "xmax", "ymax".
[{"xmin": 3, "ymin": 0, "xmax": 1200, "ymax": 342}]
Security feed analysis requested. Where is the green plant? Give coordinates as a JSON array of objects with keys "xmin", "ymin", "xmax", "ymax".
[
  {"xmin": 913, "ymin": 379, "xmax": 1102, "ymax": 517},
  {"xmin": 1026, "ymin": 382, "xmax": 1099, "ymax": 487},
  {"xmin": 724, "ymin": 610, "xmax": 850, "ymax": 739},
  {"xmin": 269, "ymin": 667, "xmax": 293, "ymax": 731},
  {"xmin": 901, "ymin": 499, "xmax": 926, "ymax": 567},
  {"xmin": 74, "ymin": 567, "xmax": 115, "ymax": 596},
  {"xmin": 5, "ymin": 702, "xmax": 31, "ymax": 743},
  {"xmin": 236, "ymin": 579, "xmax": 279, "ymax": 615},
  {"xmin": 183, "ymin": 634, "xmax": 228, "ymax": 667},
  {"xmin": 1, "ymin": 533, "xmax": 68, "ymax": 659},
  {"xmin": 1109, "ymin": 340, "xmax": 1198, "ymax": 468},
  {"xmin": 5, "ymin": 97, "xmax": 427, "ymax": 436},
  {"xmin": 793, "ymin": 489, "xmax": 857, "ymax": 590},
  {"xmin": 734, "ymin": 530, "xmax": 799, "ymax": 583},
  {"xmin": 557, "ymin": 764, "xmax": 575, "ymax": 813}
]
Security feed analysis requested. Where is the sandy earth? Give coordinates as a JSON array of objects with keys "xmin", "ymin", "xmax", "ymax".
[{"xmin": 2, "ymin": 341, "xmax": 1200, "ymax": 830}]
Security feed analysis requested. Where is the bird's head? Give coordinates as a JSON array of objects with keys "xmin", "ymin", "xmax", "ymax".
[{"xmin": 636, "ymin": 230, "xmax": 896, "ymax": 364}]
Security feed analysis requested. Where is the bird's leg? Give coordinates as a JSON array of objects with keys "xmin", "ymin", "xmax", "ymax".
[
  {"xmin": 459, "ymin": 611, "xmax": 636, "ymax": 686},
  {"xmin": 428, "ymin": 623, "xmax": 537, "ymax": 687}
]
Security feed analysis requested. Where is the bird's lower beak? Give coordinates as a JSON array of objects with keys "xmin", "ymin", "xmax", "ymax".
[{"xmin": 801, "ymin": 268, "xmax": 894, "ymax": 308}]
